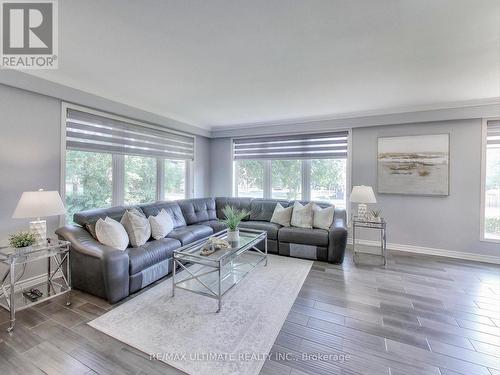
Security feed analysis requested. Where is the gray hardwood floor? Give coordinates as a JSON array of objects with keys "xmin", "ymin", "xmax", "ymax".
[{"xmin": 0, "ymin": 250, "xmax": 499, "ymax": 375}]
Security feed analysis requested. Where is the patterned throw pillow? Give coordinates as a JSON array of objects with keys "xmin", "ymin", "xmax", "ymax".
[
  {"xmin": 313, "ymin": 204, "xmax": 335, "ymax": 230},
  {"xmin": 270, "ymin": 203, "xmax": 293, "ymax": 227},
  {"xmin": 95, "ymin": 217, "xmax": 129, "ymax": 250},
  {"xmin": 290, "ymin": 202, "xmax": 314, "ymax": 229},
  {"xmin": 120, "ymin": 208, "xmax": 151, "ymax": 247},
  {"xmin": 148, "ymin": 209, "xmax": 174, "ymax": 240}
]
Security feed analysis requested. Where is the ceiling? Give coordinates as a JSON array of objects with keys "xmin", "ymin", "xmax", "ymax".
[{"xmin": 26, "ymin": 0, "xmax": 500, "ymax": 131}]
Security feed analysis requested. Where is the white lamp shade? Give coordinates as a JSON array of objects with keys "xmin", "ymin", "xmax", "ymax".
[
  {"xmin": 350, "ymin": 185, "xmax": 377, "ymax": 204},
  {"xmin": 12, "ymin": 190, "xmax": 66, "ymax": 219}
]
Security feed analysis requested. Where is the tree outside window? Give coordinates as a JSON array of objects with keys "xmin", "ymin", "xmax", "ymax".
[
  {"xmin": 125, "ymin": 155, "xmax": 156, "ymax": 205},
  {"xmin": 65, "ymin": 150, "xmax": 112, "ymax": 223},
  {"xmin": 311, "ymin": 159, "xmax": 347, "ymax": 207},
  {"xmin": 236, "ymin": 160, "xmax": 264, "ymax": 198},
  {"xmin": 165, "ymin": 160, "xmax": 186, "ymax": 200},
  {"xmin": 271, "ymin": 160, "xmax": 302, "ymax": 200}
]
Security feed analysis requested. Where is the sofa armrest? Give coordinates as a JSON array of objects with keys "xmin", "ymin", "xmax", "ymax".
[
  {"xmin": 328, "ymin": 210, "xmax": 348, "ymax": 264},
  {"xmin": 56, "ymin": 225, "xmax": 130, "ymax": 303}
]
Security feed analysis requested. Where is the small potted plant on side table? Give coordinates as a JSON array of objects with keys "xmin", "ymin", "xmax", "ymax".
[
  {"xmin": 8, "ymin": 231, "xmax": 36, "ymax": 253},
  {"xmin": 220, "ymin": 205, "xmax": 249, "ymax": 243},
  {"xmin": 369, "ymin": 209, "xmax": 382, "ymax": 222}
]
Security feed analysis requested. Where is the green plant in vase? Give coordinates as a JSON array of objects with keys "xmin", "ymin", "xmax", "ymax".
[
  {"xmin": 219, "ymin": 205, "xmax": 249, "ymax": 242},
  {"xmin": 369, "ymin": 209, "xmax": 382, "ymax": 222},
  {"xmin": 9, "ymin": 231, "xmax": 36, "ymax": 248}
]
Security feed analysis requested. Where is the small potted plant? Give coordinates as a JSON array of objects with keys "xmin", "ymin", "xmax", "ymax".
[
  {"xmin": 370, "ymin": 209, "xmax": 382, "ymax": 222},
  {"xmin": 9, "ymin": 231, "xmax": 36, "ymax": 252},
  {"xmin": 219, "ymin": 205, "xmax": 249, "ymax": 243}
]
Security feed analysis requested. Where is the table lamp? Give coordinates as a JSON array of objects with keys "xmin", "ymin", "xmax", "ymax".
[
  {"xmin": 12, "ymin": 189, "xmax": 66, "ymax": 247},
  {"xmin": 350, "ymin": 185, "xmax": 376, "ymax": 220}
]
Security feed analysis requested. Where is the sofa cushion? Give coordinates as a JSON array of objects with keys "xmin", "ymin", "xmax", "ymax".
[
  {"xmin": 215, "ymin": 197, "xmax": 252, "ymax": 220},
  {"xmin": 199, "ymin": 220, "xmax": 227, "ymax": 233},
  {"xmin": 238, "ymin": 221, "xmax": 281, "ymax": 240},
  {"xmin": 149, "ymin": 209, "xmax": 174, "ymax": 240},
  {"xmin": 120, "ymin": 208, "xmax": 151, "ymax": 247},
  {"xmin": 139, "ymin": 202, "xmax": 186, "ymax": 228},
  {"xmin": 167, "ymin": 225, "xmax": 213, "ymax": 245},
  {"xmin": 95, "ymin": 217, "xmax": 129, "ymax": 250},
  {"xmin": 278, "ymin": 226, "xmax": 329, "ymax": 247},
  {"xmin": 290, "ymin": 202, "xmax": 314, "ymax": 229},
  {"xmin": 249, "ymin": 199, "xmax": 290, "ymax": 221},
  {"xmin": 270, "ymin": 203, "xmax": 293, "ymax": 227},
  {"xmin": 128, "ymin": 238, "xmax": 181, "ymax": 274},
  {"xmin": 178, "ymin": 198, "xmax": 217, "ymax": 225}
]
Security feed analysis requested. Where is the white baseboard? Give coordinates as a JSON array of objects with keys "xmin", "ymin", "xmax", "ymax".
[{"xmin": 347, "ymin": 238, "xmax": 500, "ymax": 265}]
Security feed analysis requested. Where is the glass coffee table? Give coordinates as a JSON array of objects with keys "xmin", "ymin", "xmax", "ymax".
[{"xmin": 172, "ymin": 228, "xmax": 267, "ymax": 312}]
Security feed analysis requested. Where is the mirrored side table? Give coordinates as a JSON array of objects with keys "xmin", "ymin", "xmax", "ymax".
[
  {"xmin": 0, "ymin": 239, "xmax": 71, "ymax": 332},
  {"xmin": 352, "ymin": 217, "xmax": 387, "ymax": 266}
]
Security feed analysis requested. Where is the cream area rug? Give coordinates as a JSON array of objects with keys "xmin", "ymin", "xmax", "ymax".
[{"xmin": 88, "ymin": 254, "xmax": 312, "ymax": 375}]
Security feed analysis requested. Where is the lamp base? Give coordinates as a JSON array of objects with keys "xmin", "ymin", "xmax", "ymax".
[
  {"xmin": 29, "ymin": 220, "xmax": 47, "ymax": 247},
  {"xmin": 357, "ymin": 204, "xmax": 368, "ymax": 221}
]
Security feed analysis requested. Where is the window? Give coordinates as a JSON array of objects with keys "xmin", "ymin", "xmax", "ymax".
[
  {"xmin": 311, "ymin": 159, "xmax": 347, "ymax": 208},
  {"xmin": 165, "ymin": 160, "xmax": 186, "ymax": 200},
  {"xmin": 235, "ymin": 160, "xmax": 264, "ymax": 198},
  {"xmin": 65, "ymin": 150, "xmax": 112, "ymax": 223},
  {"xmin": 124, "ymin": 155, "xmax": 157, "ymax": 205},
  {"xmin": 482, "ymin": 120, "xmax": 500, "ymax": 241},
  {"xmin": 63, "ymin": 105, "xmax": 194, "ymax": 221},
  {"xmin": 272, "ymin": 160, "xmax": 302, "ymax": 200},
  {"xmin": 233, "ymin": 132, "xmax": 349, "ymax": 203}
]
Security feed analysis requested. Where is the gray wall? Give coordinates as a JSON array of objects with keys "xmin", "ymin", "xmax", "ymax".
[
  {"xmin": 209, "ymin": 137, "xmax": 233, "ymax": 196},
  {"xmin": 351, "ymin": 119, "xmax": 497, "ymax": 258},
  {"xmin": 0, "ymin": 84, "xmax": 211, "ymax": 280}
]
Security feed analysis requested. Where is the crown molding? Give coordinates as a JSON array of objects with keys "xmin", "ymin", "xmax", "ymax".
[{"xmin": 210, "ymin": 98, "xmax": 500, "ymax": 138}]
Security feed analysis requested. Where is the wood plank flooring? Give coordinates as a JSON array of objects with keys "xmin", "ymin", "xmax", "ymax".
[{"xmin": 0, "ymin": 249, "xmax": 499, "ymax": 375}]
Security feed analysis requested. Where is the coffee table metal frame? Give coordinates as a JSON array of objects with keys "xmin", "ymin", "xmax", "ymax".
[{"xmin": 172, "ymin": 228, "xmax": 267, "ymax": 312}]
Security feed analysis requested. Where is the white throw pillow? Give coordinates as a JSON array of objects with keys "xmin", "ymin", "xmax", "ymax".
[
  {"xmin": 121, "ymin": 208, "xmax": 151, "ymax": 247},
  {"xmin": 95, "ymin": 217, "xmax": 129, "ymax": 251},
  {"xmin": 290, "ymin": 202, "xmax": 314, "ymax": 229},
  {"xmin": 149, "ymin": 209, "xmax": 174, "ymax": 240},
  {"xmin": 270, "ymin": 203, "xmax": 293, "ymax": 227},
  {"xmin": 313, "ymin": 204, "xmax": 335, "ymax": 230}
]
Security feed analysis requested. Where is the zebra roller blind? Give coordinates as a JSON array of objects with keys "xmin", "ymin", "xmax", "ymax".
[
  {"xmin": 233, "ymin": 131, "xmax": 348, "ymax": 160},
  {"xmin": 66, "ymin": 108, "xmax": 195, "ymax": 160},
  {"xmin": 488, "ymin": 120, "xmax": 500, "ymax": 149}
]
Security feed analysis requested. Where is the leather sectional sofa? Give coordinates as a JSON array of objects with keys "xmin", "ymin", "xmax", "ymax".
[{"xmin": 56, "ymin": 197, "xmax": 348, "ymax": 303}]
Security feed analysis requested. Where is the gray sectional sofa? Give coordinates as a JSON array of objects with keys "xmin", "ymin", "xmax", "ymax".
[{"xmin": 56, "ymin": 197, "xmax": 347, "ymax": 303}]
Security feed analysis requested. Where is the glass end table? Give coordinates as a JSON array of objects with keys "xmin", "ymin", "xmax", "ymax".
[
  {"xmin": 0, "ymin": 239, "xmax": 71, "ymax": 332},
  {"xmin": 351, "ymin": 217, "xmax": 387, "ymax": 266}
]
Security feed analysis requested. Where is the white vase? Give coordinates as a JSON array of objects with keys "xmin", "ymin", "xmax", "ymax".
[{"xmin": 227, "ymin": 229, "xmax": 240, "ymax": 243}]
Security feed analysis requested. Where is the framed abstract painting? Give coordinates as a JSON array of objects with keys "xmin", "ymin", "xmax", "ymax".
[{"xmin": 377, "ymin": 134, "xmax": 449, "ymax": 196}]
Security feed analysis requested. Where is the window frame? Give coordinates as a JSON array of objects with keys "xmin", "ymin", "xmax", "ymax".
[
  {"xmin": 232, "ymin": 130, "xmax": 351, "ymax": 209},
  {"xmin": 480, "ymin": 117, "xmax": 500, "ymax": 243},
  {"xmin": 60, "ymin": 103, "xmax": 192, "ymax": 225}
]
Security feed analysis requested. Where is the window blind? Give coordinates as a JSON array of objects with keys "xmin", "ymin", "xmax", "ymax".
[
  {"xmin": 233, "ymin": 131, "xmax": 348, "ymax": 160},
  {"xmin": 66, "ymin": 108, "xmax": 195, "ymax": 160},
  {"xmin": 487, "ymin": 120, "xmax": 500, "ymax": 149}
]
